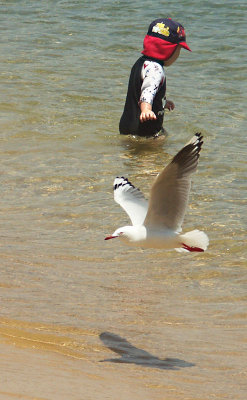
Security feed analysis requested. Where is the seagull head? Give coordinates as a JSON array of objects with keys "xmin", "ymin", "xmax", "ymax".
[{"xmin": 105, "ymin": 225, "xmax": 146, "ymax": 243}]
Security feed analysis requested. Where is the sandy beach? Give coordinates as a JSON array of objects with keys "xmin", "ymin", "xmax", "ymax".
[{"xmin": 1, "ymin": 315, "xmax": 246, "ymax": 400}]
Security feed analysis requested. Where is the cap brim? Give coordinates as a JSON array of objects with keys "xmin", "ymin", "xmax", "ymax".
[{"xmin": 180, "ymin": 42, "xmax": 192, "ymax": 51}]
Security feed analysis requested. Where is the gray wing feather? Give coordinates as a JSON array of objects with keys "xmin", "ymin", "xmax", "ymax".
[{"xmin": 144, "ymin": 133, "xmax": 203, "ymax": 231}]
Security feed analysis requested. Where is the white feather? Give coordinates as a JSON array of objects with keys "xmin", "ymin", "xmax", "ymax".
[{"xmin": 113, "ymin": 177, "xmax": 148, "ymax": 226}]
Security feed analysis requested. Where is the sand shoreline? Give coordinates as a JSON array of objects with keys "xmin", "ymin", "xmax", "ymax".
[{"xmin": 0, "ymin": 340, "xmax": 179, "ymax": 400}]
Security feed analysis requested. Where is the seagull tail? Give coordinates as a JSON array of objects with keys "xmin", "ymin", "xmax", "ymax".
[{"xmin": 176, "ymin": 229, "xmax": 209, "ymax": 253}]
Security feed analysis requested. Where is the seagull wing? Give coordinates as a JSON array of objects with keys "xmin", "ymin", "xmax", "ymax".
[
  {"xmin": 144, "ymin": 133, "xmax": 203, "ymax": 232},
  {"xmin": 114, "ymin": 177, "xmax": 148, "ymax": 226}
]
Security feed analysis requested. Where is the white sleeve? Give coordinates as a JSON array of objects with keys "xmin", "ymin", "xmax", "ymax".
[{"xmin": 140, "ymin": 61, "xmax": 165, "ymax": 105}]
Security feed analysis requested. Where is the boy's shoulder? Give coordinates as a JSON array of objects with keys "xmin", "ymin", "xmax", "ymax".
[
  {"xmin": 143, "ymin": 59, "xmax": 164, "ymax": 69},
  {"xmin": 141, "ymin": 59, "xmax": 165, "ymax": 77}
]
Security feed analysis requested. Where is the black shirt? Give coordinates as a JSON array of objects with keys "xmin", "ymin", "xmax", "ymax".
[{"xmin": 119, "ymin": 56, "xmax": 166, "ymax": 137}]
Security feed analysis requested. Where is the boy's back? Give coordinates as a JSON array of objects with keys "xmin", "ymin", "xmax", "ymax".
[{"xmin": 119, "ymin": 56, "xmax": 166, "ymax": 137}]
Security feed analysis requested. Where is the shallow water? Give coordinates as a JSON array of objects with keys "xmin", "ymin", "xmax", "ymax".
[{"xmin": 0, "ymin": 1, "xmax": 246, "ymax": 399}]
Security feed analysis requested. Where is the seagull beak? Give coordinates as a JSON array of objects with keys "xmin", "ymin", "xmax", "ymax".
[{"xmin": 104, "ymin": 235, "xmax": 118, "ymax": 240}]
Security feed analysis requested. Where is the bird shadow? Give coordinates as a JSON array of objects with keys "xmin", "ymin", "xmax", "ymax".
[{"xmin": 99, "ymin": 332, "xmax": 195, "ymax": 371}]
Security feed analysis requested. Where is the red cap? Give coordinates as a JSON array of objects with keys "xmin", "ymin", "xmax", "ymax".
[{"xmin": 142, "ymin": 18, "xmax": 191, "ymax": 60}]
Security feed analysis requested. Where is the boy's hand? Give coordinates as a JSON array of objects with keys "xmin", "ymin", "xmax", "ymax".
[
  {"xmin": 165, "ymin": 100, "xmax": 175, "ymax": 111},
  {"xmin": 140, "ymin": 110, "xmax": 157, "ymax": 122},
  {"xmin": 139, "ymin": 102, "xmax": 157, "ymax": 122}
]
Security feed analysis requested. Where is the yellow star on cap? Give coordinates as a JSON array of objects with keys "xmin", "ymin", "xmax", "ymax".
[{"xmin": 152, "ymin": 22, "xmax": 170, "ymax": 37}]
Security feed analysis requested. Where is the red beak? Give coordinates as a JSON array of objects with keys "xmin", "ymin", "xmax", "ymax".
[{"xmin": 104, "ymin": 235, "xmax": 118, "ymax": 240}]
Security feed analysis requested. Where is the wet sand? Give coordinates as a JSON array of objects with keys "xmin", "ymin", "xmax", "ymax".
[
  {"xmin": 0, "ymin": 340, "xmax": 191, "ymax": 400},
  {"xmin": 0, "ymin": 316, "xmax": 246, "ymax": 400}
]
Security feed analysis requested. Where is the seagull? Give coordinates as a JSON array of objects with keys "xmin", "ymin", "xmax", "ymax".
[{"xmin": 105, "ymin": 133, "xmax": 209, "ymax": 253}]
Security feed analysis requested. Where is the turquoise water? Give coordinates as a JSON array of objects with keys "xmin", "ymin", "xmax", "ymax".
[{"xmin": 0, "ymin": 1, "xmax": 246, "ymax": 399}]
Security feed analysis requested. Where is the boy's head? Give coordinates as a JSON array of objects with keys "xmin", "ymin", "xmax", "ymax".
[{"xmin": 142, "ymin": 18, "xmax": 191, "ymax": 61}]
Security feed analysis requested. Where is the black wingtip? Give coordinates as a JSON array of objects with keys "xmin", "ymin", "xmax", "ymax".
[
  {"xmin": 170, "ymin": 132, "xmax": 204, "ymax": 166},
  {"xmin": 113, "ymin": 176, "xmax": 141, "ymax": 193},
  {"xmin": 194, "ymin": 133, "xmax": 203, "ymax": 157}
]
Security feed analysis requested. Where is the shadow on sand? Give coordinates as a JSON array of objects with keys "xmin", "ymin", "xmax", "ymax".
[{"xmin": 99, "ymin": 332, "xmax": 195, "ymax": 371}]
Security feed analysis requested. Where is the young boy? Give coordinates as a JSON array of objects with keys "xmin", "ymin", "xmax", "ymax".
[{"xmin": 119, "ymin": 18, "xmax": 191, "ymax": 137}]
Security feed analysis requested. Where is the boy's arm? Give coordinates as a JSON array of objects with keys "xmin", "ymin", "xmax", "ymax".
[
  {"xmin": 140, "ymin": 99, "xmax": 175, "ymax": 122},
  {"xmin": 139, "ymin": 102, "xmax": 157, "ymax": 122},
  {"xmin": 139, "ymin": 61, "xmax": 164, "ymax": 122}
]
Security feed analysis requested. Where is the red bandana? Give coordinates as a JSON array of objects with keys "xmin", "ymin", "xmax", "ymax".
[{"xmin": 142, "ymin": 35, "xmax": 191, "ymax": 61}]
